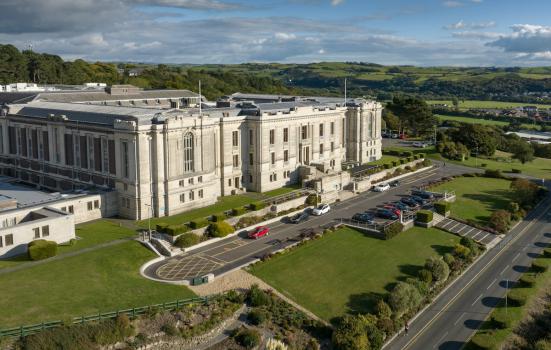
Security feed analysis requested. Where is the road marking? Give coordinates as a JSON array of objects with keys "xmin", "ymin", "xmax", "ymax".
[
  {"xmin": 477, "ymin": 232, "xmax": 490, "ymax": 243},
  {"xmin": 512, "ymin": 252, "xmax": 520, "ymax": 262},
  {"xmin": 434, "ymin": 332, "xmax": 449, "ymax": 348},
  {"xmin": 500, "ymin": 265, "xmax": 510, "ymax": 275},
  {"xmin": 395, "ymin": 198, "xmax": 551, "ymax": 350},
  {"xmin": 487, "ymin": 278, "xmax": 497, "ymax": 290},
  {"xmin": 465, "ymin": 227, "xmax": 476, "ymax": 236},
  {"xmin": 471, "ymin": 293, "xmax": 483, "ymax": 306},
  {"xmin": 523, "ymin": 245, "xmax": 527, "ymax": 251},
  {"xmin": 453, "ymin": 312, "xmax": 466, "ymax": 326}
]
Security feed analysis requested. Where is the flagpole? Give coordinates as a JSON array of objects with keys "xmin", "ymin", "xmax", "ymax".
[{"xmin": 198, "ymin": 80, "xmax": 202, "ymax": 116}]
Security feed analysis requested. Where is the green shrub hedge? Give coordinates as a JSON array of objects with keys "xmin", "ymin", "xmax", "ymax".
[
  {"xmin": 155, "ymin": 223, "xmax": 169, "ymax": 233},
  {"xmin": 210, "ymin": 212, "xmax": 227, "ymax": 222},
  {"xmin": 189, "ymin": 218, "xmax": 209, "ymax": 230},
  {"xmin": 402, "ymin": 151, "xmax": 413, "ymax": 157},
  {"xmin": 384, "ymin": 222, "xmax": 404, "ymax": 240},
  {"xmin": 165, "ymin": 224, "xmax": 190, "ymax": 236},
  {"xmin": 532, "ymin": 259, "xmax": 549, "ymax": 273},
  {"xmin": 519, "ymin": 274, "xmax": 536, "ymax": 287},
  {"xmin": 247, "ymin": 308, "xmax": 268, "ymax": 325},
  {"xmin": 174, "ymin": 233, "xmax": 201, "ymax": 248},
  {"xmin": 28, "ymin": 240, "xmax": 58, "ymax": 260},
  {"xmin": 416, "ymin": 210, "xmax": 433, "ymax": 223},
  {"xmin": 208, "ymin": 221, "xmax": 236, "ymax": 238},
  {"xmin": 392, "ymin": 160, "xmax": 398, "ymax": 167},
  {"xmin": 434, "ymin": 201, "xmax": 451, "ymax": 215},
  {"xmin": 250, "ymin": 201, "xmax": 266, "ymax": 211},
  {"xmin": 507, "ymin": 289, "xmax": 528, "ymax": 306},
  {"xmin": 384, "ymin": 163, "xmax": 391, "ymax": 169},
  {"xmin": 511, "ymin": 168, "xmax": 522, "ymax": 174},
  {"xmin": 231, "ymin": 207, "xmax": 247, "ymax": 217},
  {"xmin": 399, "ymin": 159, "xmax": 406, "ymax": 165},
  {"xmin": 484, "ymin": 169, "xmax": 504, "ymax": 179}
]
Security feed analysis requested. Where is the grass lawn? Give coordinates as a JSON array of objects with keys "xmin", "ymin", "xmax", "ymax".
[
  {"xmin": 140, "ymin": 185, "xmax": 301, "ymax": 227},
  {"xmin": 365, "ymin": 154, "xmax": 401, "ymax": 166},
  {"xmin": 0, "ymin": 240, "xmax": 195, "ymax": 328},
  {"xmin": 250, "ymin": 226, "xmax": 460, "ymax": 322},
  {"xmin": 431, "ymin": 176, "xmax": 514, "ymax": 226},
  {"xmin": 428, "ymin": 100, "xmax": 551, "ymax": 110},
  {"xmin": 436, "ymin": 114, "xmax": 539, "ymax": 130}
]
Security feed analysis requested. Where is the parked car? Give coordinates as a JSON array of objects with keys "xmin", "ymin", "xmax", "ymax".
[
  {"xmin": 352, "ymin": 212, "xmax": 374, "ymax": 224},
  {"xmin": 289, "ymin": 211, "xmax": 309, "ymax": 224},
  {"xmin": 389, "ymin": 180, "xmax": 400, "ymax": 187},
  {"xmin": 391, "ymin": 133, "xmax": 399, "ymax": 139},
  {"xmin": 376, "ymin": 208, "xmax": 399, "ymax": 220},
  {"xmin": 410, "ymin": 195, "xmax": 428, "ymax": 205},
  {"xmin": 400, "ymin": 197, "xmax": 420, "ymax": 208},
  {"xmin": 399, "ymin": 133, "xmax": 407, "ymax": 139},
  {"xmin": 373, "ymin": 183, "xmax": 391, "ymax": 192},
  {"xmin": 312, "ymin": 204, "xmax": 331, "ymax": 216},
  {"xmin": 383, "ymin": 205, "xmax": 401, "ymax": 217},
  {"xmin": 391, "ymin": 201, "xmax": 411, "ymax": 211},
  {"xmin": 248, "ymin": 226, "xmax": 270, "ymax": 239},
  {"xmin": 412, "ymin": 141, "xmax": 428, "ymax": 148},
  {"xmin": 411, "ymin": 189, "xmax": 435, "ymax": 200}
]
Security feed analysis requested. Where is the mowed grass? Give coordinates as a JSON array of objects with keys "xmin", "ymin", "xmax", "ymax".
[
  {"xmin": 436, "ymin": 114, "xmax": 539, "ymax": 129},
  {"xmin": 431, "ymin": 177, "xmax": 514, "ymax": 226},
  {"xmin": 0, "ymin": 240, "xmax": 195, "ymax": 327},
  {"xmin": 250, "ymin": 226, "xmax": 460, "ymax": 321},
  {"xmin": 365, "ymin": 154, "xmax": 401, "ymax": 166}
]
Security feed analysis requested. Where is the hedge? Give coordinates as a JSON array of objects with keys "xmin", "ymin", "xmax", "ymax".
[
  {"xmin": 399, "ymin": 159, "xmax": 406, "ymax": 165},
  {"xmin": 518, "ymin": 274, "xmax": 536, "ymax": 287},
  {"xmin": 402, "ymin": 151, "xmax": 413, "ymax": 157},
  {"xmin": 484, "ymin": 169, "xmax": 504, "ymax": 179},
  {"xmin": 416, "ymin": 210, "xmax": 433, "ymax": 223},
  {"xmin": 189, "ymin": 218, "xmax": 209, "ymax": 230},
  {"xmin": 384, "ymin": 222, "xmax": 404, "ymax": 240},
  {"xmin": 250, "ymin": 201, "xmax": 266, "ymax": 211},
  {"xmin": 511, "ymin": 168, "xmax": 522, "ymax": 174},
  {"xmin": 231, "ymin": 207, "xmax": 247, "ymax": 217},
  {"xmin": 155, "ymin": 223, "xmax": 169, "ymax": 233},
  {"xmin": 434, "ymin": 201, "xmax": 451, "ymax": 215},
  {"xmin": 507, "ymin": 289, "xmax": 528, "ymax": 306},
  {"xmin": 384, "ymin": 163, "xmax": 391, "ymax": 169},
  {"xmin": 470, "ymin": 333, "xmax": 494, "ymax": 350},
  {"xmin": 208, "ymin": 221, "xmax": 236, "ymax": 238},
  {"xmin": 418, "ymin": 153, "xmax": 425, "ymax": 158},
  {"xmin": 28, "ymin": 240, "xmax": 58, "ymax": 260},
  {"xmin": 174, "ymin": 233, "xmax": 201, "ymax": 248},
  {"xmin": 392, "ymin": 160, "xmax": 398, "ymax": 167},
  {"xmin": 164, "ymin": 224, "xmax": 190, "ymax": 236},
  {"xmin": 531, "ymin": 259, "xmax": 549, "ymax": 273},
  {"xmin": 210, "ymin": 212, "xmax": 227, "ymax": 222}
]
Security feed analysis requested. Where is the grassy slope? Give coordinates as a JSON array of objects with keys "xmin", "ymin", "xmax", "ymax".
[
  {"xmin": 250, "ymin": 226, "xmax": 459, "ymax": 321},
  {"xmin": 431, "ymin": 177, "xmax": 514, "ymax": 226},
  {"xmin": 428, "ymin": 100, "xmax": 551, "ymax": 110},
  {"xmin": 0, "ymin": 241, "xmax": 194, "ymax": 327},
  {"xmin": 436, "ymin": 114, "xmax": 539, "ymax": 129}
]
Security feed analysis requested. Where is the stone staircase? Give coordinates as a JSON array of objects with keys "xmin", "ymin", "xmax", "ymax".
[{"xmin": 434, "ymin": 216, "xmax": 501, "ymax": 248}]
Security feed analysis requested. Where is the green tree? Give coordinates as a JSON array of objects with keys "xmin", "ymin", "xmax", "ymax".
[
  {"xmin": 386, "ymin": 95, "xmax": 437, "ymax": 136},
  {"xmin": 510, "ymin": 178, "xmax": 539, "ymax": 208},
  {"xmin": 451, "ymin": 96, "xmax": 459, "ymax": 111},
  {"xmin": 332, "ymin": 315, "xmax": 370, "ymax": 350},
  {"xmin": 389, "ymin": 281, "xmax": 422, "ymax": 316},
  {"xmin": 510, "ymin": 140, "xmax": 535, "ymax": 164},
  {"xmin": 424, "ymin": 256, "xmax": 450, "ymax": 283},
  {"xmin": 450, "ymin": 124, "xmax": 498, "ymax": 157},
  {"xmin": 382, "ymin": 110, "xmax": 400, "ymax": 132}
]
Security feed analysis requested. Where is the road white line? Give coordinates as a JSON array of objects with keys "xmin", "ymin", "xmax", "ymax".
[
  {"xmin": 476, "ymin": 232, "xmax": 490, "ymax": 242},
  {"xmin": 433, "ymin": 332, "xmax": 449, "ymax": 348},
  {"xmin": 471, "ymin": 293, "xmax": 483, "ymax": 306},
  {"xmin": 486, "ymin": 278, "xmax": 497, "ymax": 290},
  {"xmin": 523, "ymin": 245, "xmax": 528, "ymax": 251},
  {"xmin": 453, "ymin": 312, "xmax": 466, "ymax": 326},
  {"xmin": 512, "ymin": 252, "xmax": 521, "ymax": 262},
  {"xmin": 500, "ymin": 264, "xmax": 510, "ymax": 275}
]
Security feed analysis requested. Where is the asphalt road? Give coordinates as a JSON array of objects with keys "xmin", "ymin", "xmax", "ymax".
[
  {"xmin": 385, "ymin": 187, "xmax": 551, "ymax": 350},
  {"xmin": 145, "ymin": 161, "xmax": 474, "ymax": 282}
]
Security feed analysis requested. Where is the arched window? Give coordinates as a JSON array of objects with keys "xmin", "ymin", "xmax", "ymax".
[{"xmin": 183, "ymin": 133, "xmax": 194, "ymax": 173}]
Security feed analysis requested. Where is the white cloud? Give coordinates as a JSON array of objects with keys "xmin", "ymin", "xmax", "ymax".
[
  {"xmin": 488, "ymin": 24, "xmax": 551, "ymax": 52},
  {"xmin": 444, "ymin": 20, "xmax": 496, "ymax": 31},
  {"xmin": 443, "ymin": 1, "xmax": 463, "ymax": 8},
  {"xmin": 274, "ymin": 32, "xmax": 297, "ymax": 41},
  {"xmin": 444, "ymin": 20, "xmax": 466, "ymax": 30},
  {"xmin": 331, "ymin": 0, "xmax": 344, "ymax": 5},
  {"xmin": 452, "ymin": 31, "xmax": 501, "ymax": 40}
]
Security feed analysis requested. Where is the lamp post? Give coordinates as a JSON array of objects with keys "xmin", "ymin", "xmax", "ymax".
[{"xmin": 144, "ymin": 203, "xmax": 152, "ymax": 241}]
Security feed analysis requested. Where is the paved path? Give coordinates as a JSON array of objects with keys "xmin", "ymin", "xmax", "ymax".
[
  {"xmin": 144, "ymin": 162, "xmax": 475, "ymax": 283},
  {"xmin": 384, "ymin": 188, "xmax": 551, "ymax": 350},
  {"xmin": 435, "ymin": 216, "xmax": 500, "ymax": 247}
]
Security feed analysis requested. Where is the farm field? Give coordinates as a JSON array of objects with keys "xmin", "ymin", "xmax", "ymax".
[
  {"xmin": 436, "ymin": 114, "xmax": 539, "ymax": 129},
  {"xmin": 428, "ymin": 100, "xmax": 551, "ymax": 110},
  {"xmin": 250, "ymin": 226, "xmax": 460, "ymax": 321}
]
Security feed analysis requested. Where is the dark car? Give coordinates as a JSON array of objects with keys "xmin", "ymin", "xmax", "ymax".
[
  {"xmin": 400, "ymin": 197, "xmax": 419, "ymax": 208},
  {"xmin": 389, "ymin": 180, "xmax": 400, "ymax": 187},
  {"xmin": 391, "ymin": 201, "xmax": 410, "ymax": 211},
  {"xmin": 352, "ymin": 212, "xmax": 374, "ymax": 224},
  {"xmin": 376, "ymin": 208, "xmax": 399, "ymax": 220},
  {"xmin": 410, "ymin": 195, "xmax": 428, "ymax": 205},
  {"xmin": 411, "ymin": 189, "xmax": 434, "ymax": 200},
  {"xmin": 289, "ymin": 211, "xmax": 309, "ymax": 224}
]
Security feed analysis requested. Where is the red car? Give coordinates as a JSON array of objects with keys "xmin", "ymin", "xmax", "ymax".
[
  {"xmin": 248, "ymin": 226, "xmax": 270, "ymax": 239},
  {"xmin": 383, "ymin": 205, "xmax": 401, "ymax": 217}
]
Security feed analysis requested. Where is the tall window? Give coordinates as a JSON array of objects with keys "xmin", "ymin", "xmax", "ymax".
[
  {"xmin": 301, "ymin": 126, "xmax": 308, "ymax": 139},
  {"xmin": 283, "ymin": 128, "xmax": 289, "ymax": 142},
  {"xmin": 330, "ymin": 122, "xmax": 335, "ymax": 135},
  {"xmin": 269, "ymin": 129, "xmax": 275, "ymax": 145},
  {"xmin": 183, "ymin": 133, "xmax": 194, "ymax": 173},
  {"xmin": 121, "ymin": 140, "xmax": 129, "ymax": 178},
  {"xmin": 284, "ymin": 150, "xmax": 289, "ymax": 162},
  {"xmin": 249, "ymin": 129, "xmax": 254, "ymax": 145},
  {"xmin": 331, "ymin": 142, "xmax": 335, "ymax": 153},
  {"xmin": 233, "ymin": 154, "xmax": 239, "ymax": 168},
  {"xmin": 249, "ymin": 153, "xmax": 254, "ymax": 165},
  {"xmin": 271, "ymin": 152, "xmax": 275, "ymax": 165},
  {"xmin": 319, "ymin": 123, "xmax": 324, "ymax": 137},
  {"xmin": 232, "ymin": 131, "xmax": 239, "ymax": 147},
  {"xmin": 320, "ymin": 143, "xmax": 324, "ymax": 155}
]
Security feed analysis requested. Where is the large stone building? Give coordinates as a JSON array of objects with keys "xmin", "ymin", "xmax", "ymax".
[{"xmin": 0, "ymin": 86, "xmax": 382, "ymax": 220}]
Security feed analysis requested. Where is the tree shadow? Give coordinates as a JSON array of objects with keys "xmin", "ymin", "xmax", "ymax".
[
  {"xmin": 346, "ymin": 292, "xmax": 386, "ymax": 315},
  {"xmin": 499, "ymin": 280, "xmax": 516, "ymax": 289},
  {"xmin": 513, "ymin": 265, "xmax": 529, "ymax": 273},
  {"xmin": 544, "ymin": 233, "xmax": 551, "ymax": 239},
  {"xmin": 464, "ymin": 319, "xmax": 484, "ymax": 330},
  {"xmin": 398, "ymin": 264, "xmax": 423, "ymax": 278},
  {"xmin": 482, "ymin": 296, "xmax": 503, "ymax": 308},
  {"xmin": 527, "ymin": 252, "xmax": 541, "ymax": 259},
  {"xmin": 439, "ymin": 341, "xmax": 465, "ymax": 350},
  {"xmin": 535, "ymin": 242, "xmax": 550, "ymax": 248},
  {"xmin": 431, "ymin": 244, "xmax": 454, "ymax": 255}
]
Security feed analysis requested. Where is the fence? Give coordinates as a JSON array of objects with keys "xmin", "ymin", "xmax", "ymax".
[
  {"xmin": 261, "ymin": 189, "xmax": 310, "ymax": 206},
  {"xmin": 0, "ymin": 296, "xmax": 208, "ymax": 339}
]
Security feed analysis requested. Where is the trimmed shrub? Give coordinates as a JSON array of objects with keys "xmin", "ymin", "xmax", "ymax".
[
  {"xmin": 425, "ymin": 256, "xmax": 450, "ymax": 283},
  {"xmin": 392, "ymin": 160, "xmax": 398, "ymax": 167},
  {"xmin": 511, "ymin": 168, "xmax": 522, "ymax": 174},
  {"xmin": 250, "ymin": 201, "xmax": 266, "ymax": 211},
  {"xmin": 247, "ymin": 308, "xmax": 268, "ymax": 325},
  {"xmin": 28, "ymin": 240, "xmax": 58, "ymax": 260},
  {"xmin": 247, "ymin": 284, "xmax": 270, "ymax": 307},
  {"xmin": 233, "ymin": 328, "xmax": 261, "ymax": 349},
  {"xmin": 418, "ymin": 153, "xmax": 425, "ymax": 158},
  {"xmin": 384, "ymin": 222, "xmax": 404, "ymax": 240},
  {"xmin": 518, "ymin": 274, "xmax": 536, "ymax": 287},
  {"xmin": 484, "ymin": 169, "xmax": 503, "ymax": 179},
  {"xmin": 422, "ymin": 159, "xmax": 432, "ymax": 167},
  {"xmin": 434, "ymin": 201, "xmax": 451, "ymax": 215},
  {"xmin": 399, "ymin": 159, "xmax": 406, "ymax": 165},
  {"xmin": 469, "ymin": 333, "xmax": 494, "ymax": 350},
  {"xmin": 389, "ymin": 281, "xmax": 422, "ymax": 316},
  {"xmin": 174, "ymin": 233, "xmax": 201, "ymax": 248},
  {"xmin": 207, "ymin": 221, "xmax": 235, "ymax": 238},
  {"xmin": 418, "ymin": 269, "xmax": 433, "ymax": 284},
  {"xmin": 416, "ymin": 210, "xmax": 433, "ymax": 223},
  {"xmin": 231, "ymin": 207, "xmax": 247, "ymax": 217},
  {"xmin": 189, "ymin": 218, "xmax": 209, "ymax": 229},
  {"xmin": 155, "ymin": 223, "xmax": 169, "ymax": 233},
  {"xmin": 383, "ymin": 163, "xmax": 391, "ymax": 169},
  {"xmin": 443, "ymin": 253, "xmax": 455, "ymax": 266},
  {"xmin": 453, "ymin": 244, "xmax": 471, "ymax": 259},
  {"xmin": 402, "ymin": 151, "xmax": 413, "ymax": 157},
  {"xmin": 507, "ymin": 289, "xmax": 528, "ymax": 306},
  {"xmin": 531, "ymin": 259, "xmax": 548, "ymax": 273},
  {"xmin": 210, "ymin": 212, "xmax": 227, "ymax": 222},
  {"xmin": 165, "ymin": 224, "xmax": 190, "ymax": 236}
]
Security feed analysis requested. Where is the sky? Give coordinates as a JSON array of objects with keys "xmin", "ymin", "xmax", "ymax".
[{"xmin": 1, "ymin": 0, "xmax": 551, "ymax": 66}]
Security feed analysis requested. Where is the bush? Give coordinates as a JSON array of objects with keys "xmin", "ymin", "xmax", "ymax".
[
  {"xmin": 384, "ymin": 163, "xmax": 391, "ymax": 169},
  {"xmin": 392, "ymin": 160, "xmax": 398, "ymax": 167},
  {"xmin": 443, "ymin": 253, "xmax": 455, "ymax": 266},
  {"xmin": 416, "ymin": 210, "xmax": 433, "ymax": 223},
  {"xmin": 535, "ymin": 340, "xmax": 551, "ymax": 350},
  {"xmin": 489, "ymin": 210, "xmax": 511, "ymax": 234},
  {"xmin": 210, "ymin": 212, "xmax": 227, "ymax": 222},
  {"xmin": 389, "ymin": 281, "xmax": 422, "ymax": 316},
  {"xmin": 422, "ymin": 159, "xmax": 432, "ymax": 167},
  {"xmin": 250, "ymin": 201, "xmax": 266, "ymax": 211},
  {"xmin": 384, "ymin": 222, "xmax": 403, "ymax": 240},
  {"xmin": 332, "ymin": 315, "xmax": 370, "ymax": 350},
  {"xmin": 402, "ymin": 151, "xmax": 413, "ymax": 157},
  {"xmin": 374, "ymin": 299, "xmax": 392, "ymax": 319},
  {"xmin": 248, "ymin": 308, "xmax": 268, "ymax": 325},
  {"xmin": 418, "ymin": 269, "xmax": 433, "ymax": 284},
  {"xmin": 233, "ymin": 328, "xmax": 261, "ymax": 349},
  {"xmin": 28, "ymin": 240, "xmax": 58, "ymax": 260},
  {"xmin": 174, "ymin": 233, "xmax": 201, "ymax": 248},
  {"xmin": 469, "ymin": 333, "xmax": 494, "ymax": 350},
  {"xmin": 399, "ymin": 159, "xmax": 406, "ymax": 165},
  {"xmin": 425, "ymin": 256, "xmax": 450, "ymax": 283},
  {"xmin": 518, "ymin": 274, "xmax": 536, "ymax": 287},
  {"xmin": 511, "ymin": 168, "xmax": 522, "ymax": 174},
  {"xmin": 532, "ymin": 259, "xmax": 548, "ymax": 273},
  {"xmin": 189, "ymin": 218, "xmax": 209, "ymax": 229},
  {"xmin": 207, "ymin": 221, "xmax": 235, "ymax": 238},
  {"xmin": 453, "ymin": 244, "xmax": 471, "ymax": 259},
  {"xmin": 305, "ymin": 194, "xmax": 321, "ymax": 206},
  {"xmin": 434, "ymin": 201, "xmax": 451, "ymax": 215},
  {"xmin": 161, "ymin": 323, "xmax": 179, "ymax": 336},
  {"xmin": 247, "ymin": 284, "xmax": 270, "ymax": 307},
  {"xmin": 231, "ymin": 207, "xmax": 247, "ymax": 216},
  {"xmin": 165, "ymin": 224, "xmax": 190, "ymax": 236},
  {"xmin": 507, "ymin": 289, "xmax": 528, "ymax": 306},
  {"xmin": 155, "ymin": 223, "xmax": 169, "ymax": 233},
  {"xmin": 406, "ymin": 277, "xmax": 430, "ymax": 296},
  {"xmin": 460, "ymin": 237, "xmax": 478, "ymax": 255},
  {"xmin": 484, "ymin": 169, "xmax": 503, "ymax": 179}
]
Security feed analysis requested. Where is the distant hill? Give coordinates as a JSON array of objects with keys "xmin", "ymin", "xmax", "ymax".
[{"xmin": 2, "ymin": 44, "xmax": 551, "ymax": 102}]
